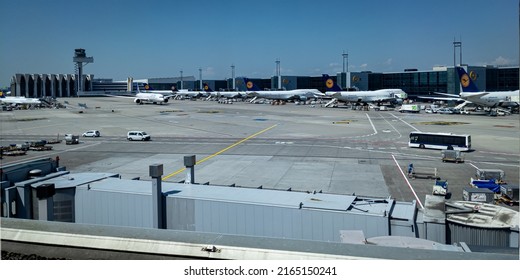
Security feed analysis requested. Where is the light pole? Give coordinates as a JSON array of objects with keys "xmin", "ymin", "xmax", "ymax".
[
  {"xmin": 275, "ymin": 59, "xmax": 281, "ymax": 90},
  {"xmin": 180, "ymin": 70, "xmax": 183, "ymax": 90},
  {"xmin": 231, "ymin": 64, "xmax": 235, "ymax": 91},
  {"xmin": 453, "ymin": 39, "xmax": 462, "ymax": 67},
  {"xmin": 199, "ymin": 68, "xmax": 202, "ymax": 90}
]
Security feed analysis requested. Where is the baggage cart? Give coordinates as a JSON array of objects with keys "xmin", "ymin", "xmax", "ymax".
[
  {"xmin": 463, "ymin": 187, "xmax": 494, "ymax": 203},
  {"xmin": 432, "ymin": 179, "xmax": 448, "ymax": 196},
  {"xmin": 441, "ymin": 150, "xmax": 464, "ymax": 163}
]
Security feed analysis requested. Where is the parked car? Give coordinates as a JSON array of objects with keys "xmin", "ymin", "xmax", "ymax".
[
  {"xmin": 425, "ymin": 108, "xmax": 434, "ymax": 113},
  {"xmin": 82, "ymin": 130, "xmax": 100, "ymax": 137},
  {"xmin": 437, "ymin": 108, "xmax": 453, "ymax": 114},
  {"xmin": 127, "ymin": 131, "xmax": 151, "ymax": 141},
  {"xmin": 451, "ymin": 108, "xmax": 461, "ymax": 114}
]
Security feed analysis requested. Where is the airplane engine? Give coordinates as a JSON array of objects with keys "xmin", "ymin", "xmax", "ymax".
[
  {"xmin": 393, "ymin": 99, "xmax": 404, "ymax": 105},
  {"xmin": 499, "ymin": 101, "xmax": 518, "ymax": 108},
  {"xmin": 134, "ymin": 98, "xmax": 142, "ymax": 104}
]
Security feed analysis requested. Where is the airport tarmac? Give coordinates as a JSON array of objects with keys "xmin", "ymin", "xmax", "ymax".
[{"xmin": 1, "ymin": 97, "xmax": 519, "ymax": 210}]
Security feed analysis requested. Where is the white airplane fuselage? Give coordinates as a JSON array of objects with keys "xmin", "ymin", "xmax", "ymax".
[
  {"xmin": 247, "ymin": 89, "xmax": 324, "ymax": 101},
  {"xmin": 327, "ymin": 89, "xmax": 407, "ymax": 103},
  {"xmin": 175, "ymin": 89, "xmax": 206, "ymax": 98},
  {"xmin": 209, "ymin": 91, "xmax": 247, "ymax": 99},
  {"xmin": 134, "ymin": 92, "xmax": 169, "ymax": 104},
  {"xmin": 0, "ymin": 96, "xmax": 41, "ymax": 105},
  {"xmin": 460, "ymin": 90, "xmax": 519, "ymax": 108}
]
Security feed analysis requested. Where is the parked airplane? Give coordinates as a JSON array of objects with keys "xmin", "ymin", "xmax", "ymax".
[
  {"xmin": 140, "ymin": 83, "xmax": 177, "ymax": 95},
  {"xmin": 456, "ymin": 67, "xmax": 519, "ymax": 108},
  {"xmin": 133, "ymin": 84, "xmax": 172, "ymax": 104},
  {"xmin": 0, "ymin": 91, "xmax": 42, "ymax": 105},
  {"xmin": 174, "ymin": 89, "xmax": 207, "ymax": 99},
  {"xmin": 418, "ymin": 67, "xmax": 519, "ymax": 110},
  {"xmin": 203, "ymin": 83, "xmax": 246, "ymax": 99},
  {"xmin": 243, "ymin": 78, "xmax": 324, "ymax": 101},
  {"xmin": 322, "ymin": 74, "xmax": 406, "ymax": 105}
]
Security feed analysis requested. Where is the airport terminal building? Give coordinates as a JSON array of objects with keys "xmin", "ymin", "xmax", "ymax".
[{"xmin": 8, "ymin": 65, "xmax": 519, "ymax": 99}]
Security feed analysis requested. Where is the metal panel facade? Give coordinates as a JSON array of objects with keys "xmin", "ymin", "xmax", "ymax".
[
  {"xmin": 166, "ymin": 196, "xmax": 391, "ymax": 242},
  {"xmin": 75, "ymin": 187, "xmax": 152, "ymax": 228},
  {"xmin": 448, "ymin": 223, "xmax": 511, "ymax": 247}
]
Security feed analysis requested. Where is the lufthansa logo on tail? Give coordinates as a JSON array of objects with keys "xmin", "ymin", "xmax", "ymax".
[
  {"xmin": 469, "ymin": 71, "xmax": 477, "ymax": 81},
  {"xmin": 144, "ymin": 84, "xmax": 150, "ymax": 90},
  {"xmin": 460, "ymin": 74, "xmax": 470, "ymax": 88},
  {"xmin": 204, "ymin": 85, "xmax": 209, "ymax": 90},
  {"xmin": 326, "ymin": 79, "xmax": 334, "ymax": 89},
  {"xmin": 246, "ymin": 81, "xmax": 253, "ymax": 89}
]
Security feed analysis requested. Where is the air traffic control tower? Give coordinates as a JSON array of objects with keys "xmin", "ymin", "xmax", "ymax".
[{"xmin": 73, "ymin": 49, "xmax": 93, "ymax": 94}]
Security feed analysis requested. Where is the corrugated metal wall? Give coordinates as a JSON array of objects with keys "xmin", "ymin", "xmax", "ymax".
[
  {"xmin": 424, "ymin": 222, "xmax": 447, "ymax": 244},
  {"xmin": 75, "ymin": 188, "xmax": 152, "ymax": 228},
  {"xmin": 166, "ymin": 197, "xmax": 390, "ymax": 242},
  {"xmin": 448, "ymin": 222, "xmax": 511, "ymax": 247},
  {"xmin": 53, "ymin": 189, "xmax": 75, "ymax": 222},
  {"xmin": 390, "ymin": 220, "xmax": 417, "ymax": 238}
]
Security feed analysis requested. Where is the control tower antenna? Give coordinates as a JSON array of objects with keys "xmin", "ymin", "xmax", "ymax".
[{"xmin": 73, "ymin": 49, "xmax": 93, "ymax": 95}]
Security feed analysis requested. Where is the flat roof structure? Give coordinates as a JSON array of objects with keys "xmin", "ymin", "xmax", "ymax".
[{"xmin": 72, "ymin": 176, "xmax": 416, "ymax": 243}]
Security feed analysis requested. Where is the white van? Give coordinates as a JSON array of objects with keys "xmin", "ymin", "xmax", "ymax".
[{"xmin": 127, "ymin": 131, "xmax": 151, "ymax": 141}]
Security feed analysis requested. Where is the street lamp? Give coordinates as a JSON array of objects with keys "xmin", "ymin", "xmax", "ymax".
[{"xmin": 180, "ymin": 70, "xmax": 183, "ymax": 90}]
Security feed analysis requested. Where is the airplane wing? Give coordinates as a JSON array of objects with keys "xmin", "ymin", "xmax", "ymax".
[
  {"xmin": 431, "ymin": 92, "xmax": 459, "ymax": 98},
  {"xmin": 416, "ymin": 96, "xmax": 463, "ymax": 101},
  {"xmin": 417, "ymin": 92, "xmax": 462, "ymax": 102},
  {"xmin": 460, "ymin": 92, "xmax": 489, "ymax": 99},
  {"xmin": 307, "ymin": 90, "xmax": 325, "ymax": 98}
]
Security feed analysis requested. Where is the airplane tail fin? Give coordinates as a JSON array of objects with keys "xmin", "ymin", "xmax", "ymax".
[
  {"xmin": 203, "ymin": 83, "xmax": 213, "ymax": 92},
  {"xmin": 0, "ymin": 92, "xmax": 5, "ymax": 98},
  {"xmin": 143, "ymin": 83, "xmax": 154, "ymax": 91},
  {"xmin": 456, "ymin": 67, "xmax": 480, "ymax": 92},
  {"xmin": 322, "ymin": 74, "xmax": 342, "ymax": 91},
  {"xmin": 243, "ymin": 78, "xmax": 262, "ymax": 91}
]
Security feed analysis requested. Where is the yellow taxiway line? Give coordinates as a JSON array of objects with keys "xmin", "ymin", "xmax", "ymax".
[{"xmin": 162, "ymin": 124, "xmax": 278, "ymax": 181}]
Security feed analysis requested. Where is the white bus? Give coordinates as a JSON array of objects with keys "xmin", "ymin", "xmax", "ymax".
[{"xmin": 408, "ymin": 131, "xmax": 471, "ymax": 151}]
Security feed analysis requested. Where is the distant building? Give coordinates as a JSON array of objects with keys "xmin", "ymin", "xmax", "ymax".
[
  {"xmin": 9, "ymin": 66, "xmax": 518, "ymax": 98},
  {"xmin": 9, "ymin": 74, "xmax": 93, "ymax": 98}
]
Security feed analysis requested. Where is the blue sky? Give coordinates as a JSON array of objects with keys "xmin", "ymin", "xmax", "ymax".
[{"xmin": 0, "ymin": 0, "xmax": 518, "ymax": 88}]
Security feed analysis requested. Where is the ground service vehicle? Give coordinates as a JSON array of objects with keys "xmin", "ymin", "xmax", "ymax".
[
  {"xmin": 127, "ymin": 131, "xmax": 151, "ymax": 141},
  {"xmin": 409, "ymin": 131, "xmax": 471, "ymax": 151},
  {"xmin": 65, "ymin": 134, "xmax": 79, "ymax": 145},
  {"xmin": 398, "ymin": 104, "xmax": 420, "ymax": 113},
  {"xmin": 410, "ymin": 166, "xmax": 439, "ymax": 179}
]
